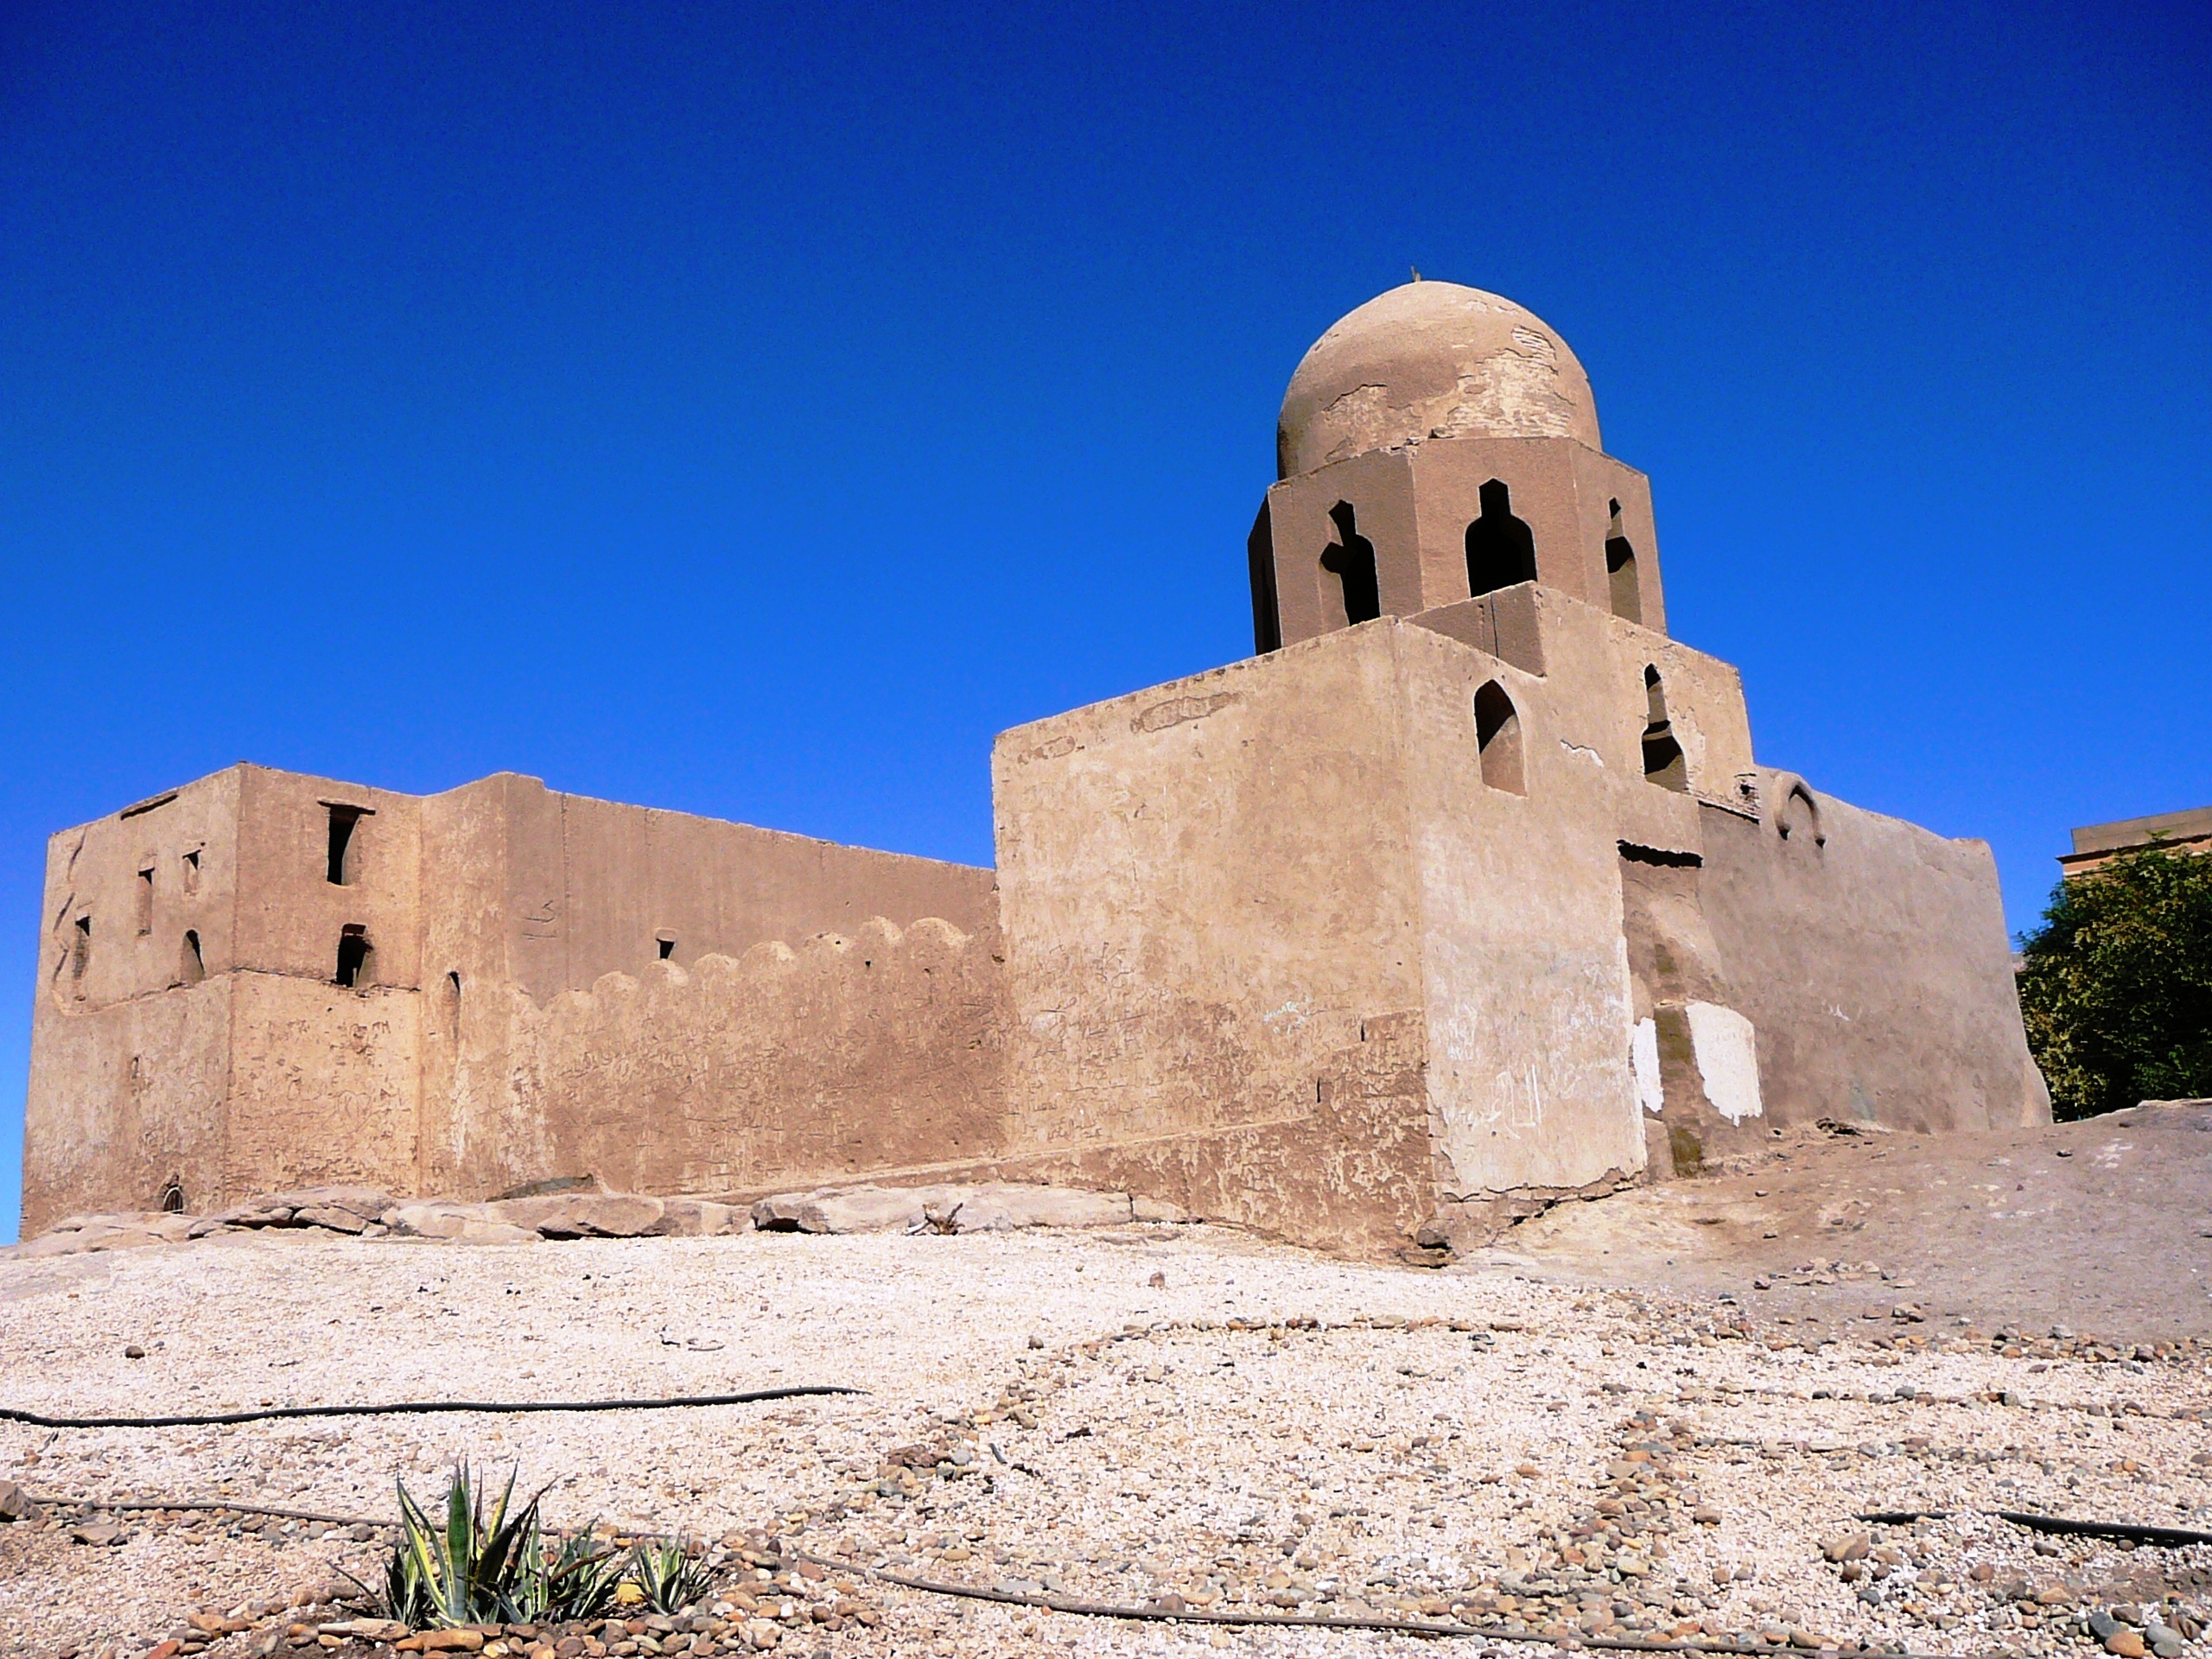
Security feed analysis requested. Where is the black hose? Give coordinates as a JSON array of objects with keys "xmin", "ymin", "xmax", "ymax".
[
  {"xmin": 0, "ymin": 1384, "xmax": 860, "ymax": 1430},
  {"xmin": 1859, "ymin": 1506, "xmax": 2212, "ymax": 1548},
  {"xmin": 1997, "ymin": 1510, "xmax": 2212, "ymax": 1548}
]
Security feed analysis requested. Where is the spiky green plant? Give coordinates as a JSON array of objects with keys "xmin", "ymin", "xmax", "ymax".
[
  {"xmin": 623, "ymin": 1537, "xmax": 715, "ymax": 1614},
  {"xmin": 382, "ymin": 1464, "xmax": 625, "ymax": 1626}
]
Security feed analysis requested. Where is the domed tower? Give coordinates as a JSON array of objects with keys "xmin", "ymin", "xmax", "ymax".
[{"xmin": 1249, "ymin": 281, "xmax": 1664, "ymax": 652}]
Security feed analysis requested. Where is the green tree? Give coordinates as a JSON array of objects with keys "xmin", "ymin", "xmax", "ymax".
[{"xmin": 2018, "ymin": 845, "xmax": 2212, "ymax": 1120}]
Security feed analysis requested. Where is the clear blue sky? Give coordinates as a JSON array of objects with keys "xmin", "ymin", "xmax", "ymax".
[{"xmin": 3, "ymin": 3, "xmax": 2206, "ymax": 1241}]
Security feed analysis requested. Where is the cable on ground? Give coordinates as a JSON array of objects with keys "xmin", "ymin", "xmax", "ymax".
[
  {"xmin": 1856, "ymin": 1509, "xmax": 2212, "ymax": 1548},
  {"xmin": 0, "ymin": 1384, "xmax": 860, "ymax": 1431}
]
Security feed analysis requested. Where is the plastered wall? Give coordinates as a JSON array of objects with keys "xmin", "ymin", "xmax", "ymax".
[
  {"xmin": 992, "ymin": 624, "xmax": 1438, "ymax": 1248},
  {"xmin": 1698, "ymin": 774, "xmax": 2051, "ymax": 1132},
  {"xmin": 1390, "ymin": 623, "xmax": 1646, "ymax": 1196},
  {"xmin": 462, "ymin": 917, "xmax": 1007, "ymax": 1199}
]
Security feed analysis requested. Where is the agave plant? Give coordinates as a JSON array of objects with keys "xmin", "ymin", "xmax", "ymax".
[
  {"xmin": 532, "ymin": 1527, "xmax": 633, "ymax": 1619},
  {"xmin": 383, "ymin": 1464, "xmax": 626, "ymax": 1626},
  {"xmin": 623, "ymin": 1537, "xmax": 715, "ymax": 1615}
]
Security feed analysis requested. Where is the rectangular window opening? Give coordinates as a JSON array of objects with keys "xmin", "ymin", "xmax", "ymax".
[
  {"xmin": 70, "ymin": 915, "xmax": 92, "ymax": 982},
  {"xmin": 657, "ymin": 936, "xmax": 677, "ymax": 961},
  {"xmin": 182, "ymin": 848, "xmax": 201, "ymax": 895},
  {"xmin": 137, "ymin": 867, "xmax": 155, "ymax": 934},
  {"xmin": 335, "ymin": 925, "xmax": 373, "ymax": 988},
  {"xmin": 327, "ymin": 807, "xmax": 363, "ymax": 886}
]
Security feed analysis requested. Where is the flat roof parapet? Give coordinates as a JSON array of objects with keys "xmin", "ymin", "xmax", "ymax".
[{"xmin": 2060, "ymin": 804, "xmax": 2212, "ymax": 873}]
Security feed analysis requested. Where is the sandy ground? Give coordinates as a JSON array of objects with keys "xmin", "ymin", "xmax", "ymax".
[{"xmin": 3, "ymin": 1111, "xmax": 2211, "ymax": 1659}]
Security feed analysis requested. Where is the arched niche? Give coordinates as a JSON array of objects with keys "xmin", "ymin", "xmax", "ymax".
[
  {"xmin": 1474, "ymin": 680, "xmax": 1526, "ymax": 796},
  {"xmin": 1642, "ymin": 666, "xmax": 1688, "ymax": 791}
]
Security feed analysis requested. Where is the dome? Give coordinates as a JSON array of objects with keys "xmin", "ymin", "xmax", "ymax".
[{"xmin": 1277, "ymin": 281, "xmax": 1601, "ymax": 478}]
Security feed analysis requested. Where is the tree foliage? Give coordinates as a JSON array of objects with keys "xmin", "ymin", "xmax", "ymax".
[{"xmin": 2018, "ymin": 846, "xmax": 2212, "ymax": 1120}]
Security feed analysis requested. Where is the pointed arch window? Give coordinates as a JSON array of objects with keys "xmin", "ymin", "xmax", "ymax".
[
  {"xmin": 1605, "ymin": 498, "xmax": 1642, "ymax": 623},
  {"xmin": 1642, "ymin": 666, "xmax": 1688, "ymax": 791},
  {"xmin": 1474, "ymin": 680, "xmax": 1526, "ymax": 795}
]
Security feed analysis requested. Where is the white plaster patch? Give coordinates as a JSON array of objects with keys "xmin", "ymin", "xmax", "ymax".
[
  {"xmin": 1686, "ymin": 1001, "xmax": 1763, "ymax": 1124},
  {"xmin": 1560, "ymin": 741, "xmax": 1605, "ymax": 766},
  {"xmin": 1631, "ymin": 1018, "xmax": 1663, "ymax": 1116}
]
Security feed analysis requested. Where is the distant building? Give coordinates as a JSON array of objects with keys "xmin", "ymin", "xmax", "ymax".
[
  {"xmin": 2059, "ymin": 807, "xmax": 2212, "ymax": 880},
  {"xmin": 21, "ymin": 281, "xmax": 2052, "ymax": 1250}
]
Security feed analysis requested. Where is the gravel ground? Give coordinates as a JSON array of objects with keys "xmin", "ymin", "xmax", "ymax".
[{"xmin": 2, "ymin": 1221, "xmax": 2209, "ymax": 1659}]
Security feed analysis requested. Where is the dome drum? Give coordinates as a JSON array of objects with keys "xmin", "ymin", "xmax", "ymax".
[{"xmin": 1254, "ymin": 434, "xmax": 1664, "ymax": 654}]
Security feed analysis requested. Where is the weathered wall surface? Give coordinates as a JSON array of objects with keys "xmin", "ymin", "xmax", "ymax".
[
  {"xmin": 232, "ymin": 766, "xmax": 425, "ymax": 989},
  {"xmin": 25, "ymin": 769, "xmax": 246, "ymax": 1230},
  {"xmin": 478, "ymin": 917, "xmax": 1007, "ymax": 1200},
  {"xmin": 487, "ymin": 775, "xmax": 999, "ymax": 1000},
  {"xmin": 35, "ymin": 768, "xmax": 245, "ymax": 1013},
  {"xmin": 963, "ymin": 1010, "xmax": 1434, "ymax": 1256},
  {"xmin": 1698, "ymin": 772, "xmax": 2052, "ymax": 1132},
  {"xmin": 992, "ymin": 625, "xmax": 1437, "ymax": 1249},
  {"xmin": 1390, "ymin": 623, "xmax": 1646, "ymax": 1197},
  {"xmin": 222, "ymin": 974, "xmax": 421, "ymax": 1198},
  {"xmin": 22, "ymin": 978, "xmax": 234, "ymax": 1230}
]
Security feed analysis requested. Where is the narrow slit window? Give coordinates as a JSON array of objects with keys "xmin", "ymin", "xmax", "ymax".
[
  {"xmin": 334, "ymin": 925, "xmax": 373, "ymax": 988},
  {"xmin": 1248, "ymin": 502, "xmax": 1282, "ymax": 654},
  {"xmin": 70, "ymin": 915, "xmax": 92, "ymax": 982},
  {"xmin": 1473, "ymin": 681, "xmax": 1526, "ymax": 795},
  {"xmin": 179, "ymin": 929, "xmax": 205, "ymax": 985},
  {"xmin": 181, "ymin": 848, "xmax": 201, "ymax": 895},
  {"xmin": 1605, "ymin": 498, "xmax": 1642, "ymax": 624},
  {"xmin": 327, "ymin": 806, "xmax": 363, "ymax": 886},
  {"xmin": 1465, "ymin": 479, "xmax": 1538, "ymax": 597},
  {"xmin": 137, "ymin": 867, "xmax": 155, "ymax": 934},
  {"xmin": 1642, "ymin": 665, "xmax": 1688, "ymax": 791},
  {"xmin": 1318, "ymin": 501, "xmax": 1381, "ymax": 626}
]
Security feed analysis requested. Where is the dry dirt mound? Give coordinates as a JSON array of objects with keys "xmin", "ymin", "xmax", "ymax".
[{"xmin": 1491, "ymin": 1101, "xmax": 2212, "ymax": 1343}]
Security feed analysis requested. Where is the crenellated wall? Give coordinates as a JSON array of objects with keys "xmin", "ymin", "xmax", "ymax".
[{"xmin": 448, "ymin": 916, "xmax": 1008, "ymax": 1200}]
